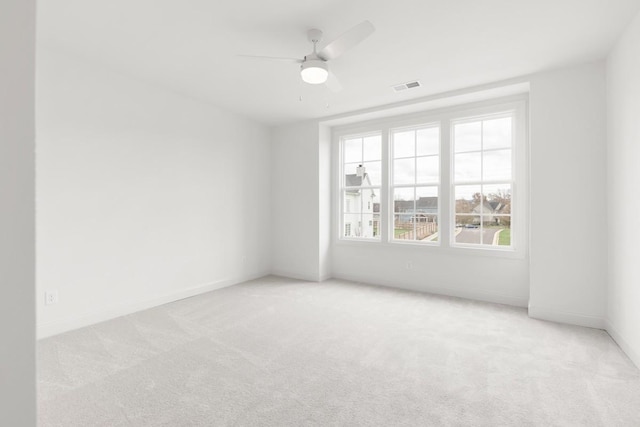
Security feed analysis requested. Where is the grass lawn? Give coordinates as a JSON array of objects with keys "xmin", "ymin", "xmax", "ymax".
[
  {"xmin": 395, "ymin": 228, "xmax": 409, "ymax": 237},
  {"xmin": 498, "ymin": 228, "xmax": 511, "ymax": 246}
]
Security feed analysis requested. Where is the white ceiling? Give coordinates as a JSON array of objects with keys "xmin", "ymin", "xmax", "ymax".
[{"xmin": 38, "ymin": 0, "xmax": 640, "ymax": 126}]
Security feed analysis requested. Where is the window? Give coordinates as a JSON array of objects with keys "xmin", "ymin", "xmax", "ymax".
[
  {"xmin": 341, "ymin": 133, "xmax": 381, "ymax": 239},
  {"xmin": 336, "ymin": 98, "xmax": 526, "ymax": 253},
  {"xmin": 453, "ymin": 115, "xmax": 513, "ymax": 247},
  {"xmin": 391, "ymin": 125, "xmax": 440, "ymax": 242}
]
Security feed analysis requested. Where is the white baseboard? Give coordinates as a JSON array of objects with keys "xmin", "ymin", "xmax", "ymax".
[
  {"xmin": 527, "ymin": 304, "xmax": 605, "ymax": 329},
  {"xmin": 605, "ymin": 320, "xmax": 640, "ymax": 370},
  {"xmin": 318, "ymin": 273, "xmax": 332, "ymax": 282},
  {"xmin": 270, "ymin": 269, "xmax": 321, "ymax": 282},
  {"xmin": 37, "ymin": 271, "xmax": 270, "ymax": 339},
  {"xmin": 331, "ymin": 272, "xmax": 529, "ymax": 308}
]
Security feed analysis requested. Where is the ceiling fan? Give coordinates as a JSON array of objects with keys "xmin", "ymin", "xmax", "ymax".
[{"xmin": 238, "ymin": 20, "xmax": 375, "ymax": 91}]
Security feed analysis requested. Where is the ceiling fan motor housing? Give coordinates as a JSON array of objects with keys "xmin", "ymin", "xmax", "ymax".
[{"xmin": 300, "ymin": 59, "xmax": 329, "ymax": 84}]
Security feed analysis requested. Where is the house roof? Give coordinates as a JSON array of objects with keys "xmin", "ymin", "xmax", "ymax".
[
  {"xmin": 345, "ymin": 173, "xmax": 377, "ymax": 198},
  {"xmin": 345, "ymin": 173, "xmax": 373, "ymax": 188},
  {"xmin": 417, "ymin": 197, "xmax": 438, "ymax": 209},
  {"xmin": 345, "ymin": 174, "xmax": 364, "ymax": 187},
  {"xmin": 394, "ymin": 196, "xmax": 438, "ymax": 212},
  {"xmin": 489, "ymin": 201, "xmax": 503, "ymax": 211},
  {"xmin": 471, "ymin": 200, "xmax": 506, "ymax": 214}
]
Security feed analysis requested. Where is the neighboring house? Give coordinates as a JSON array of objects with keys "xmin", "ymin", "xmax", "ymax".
[
  {"xmin": 344, "ymin": 173, "xmax": 378, "ymax": 238},
  {"xmin": 394, "ymin": 196, "xmax": 438, "ymax": 224},
  {"xmin": 470, "ymin": 200, "xmax": 506, "ymax": 224}
]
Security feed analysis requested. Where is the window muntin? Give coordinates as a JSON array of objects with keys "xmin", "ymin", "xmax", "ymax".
[
  {"xmin": 341, "ymin": 133, "xmax": 382, "ymax": 240},
  {"xmin": 390, "ymin": 125, "xmax": 440, "ymax": 243},
  {"xmin": 452, "ymin": 114, "xmax": 513, "ymax": 248}
]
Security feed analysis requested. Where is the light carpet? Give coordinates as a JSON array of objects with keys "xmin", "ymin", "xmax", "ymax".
[{"xmin": 38, "ymin": 276, "xmax": 640, "ymax": 426}]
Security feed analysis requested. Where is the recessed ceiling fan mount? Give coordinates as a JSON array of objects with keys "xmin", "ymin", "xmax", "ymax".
[{"xmin": 238, "ymin": 21, "xmax": 375, "ymax": 91}]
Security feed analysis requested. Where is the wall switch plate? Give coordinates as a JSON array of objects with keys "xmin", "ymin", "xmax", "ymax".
[{"xmin": 45, "ymin": 290, "xmax": 59, "ymax": 305}]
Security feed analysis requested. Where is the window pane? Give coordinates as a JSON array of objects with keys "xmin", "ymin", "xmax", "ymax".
[
  {"xmin": 393, "ymin": 130, "xmax": 415, "ymax": 158},
  {"xmin": 417, "ymin": 127, "xmax": 439, "ymax": 156},
  {"xmin": 343, "ymin": 213, "xmax": 360, "ymax": 237},
  {"xmin": 454, "ymin": 152, "xmax": 481, "ymax": 182},
  {"xmin": 454, "ymin": 121, "xmax": 481, "ymax": 153},
  {"xmin": 343, "ymin": 187, "xmax": 380, "ymax": 239},
  {"xmin": 344, "ymin": 163, "xmax": 366, "ymax": 187},
  {"xmin": 483, "ymin": 184, "xmax": 511, "ymax": 216},
  {"xmin": 344, "ymin": 138, "xmax": 362, "ymax": 163},
  {"xmin": 393, "ymin": 187, "xmax": 414, "ymax": 213},
  {"xmin": 482, "ymin": 217, "xmax": 504, "ymax": 245},
  {"xmin": 416, "ymin": 156, "xmax": 439, "ymax": 184},
  {"xmin": 393, "ymin": 187, "xmax": 438, "ymax": 242},
  {"xmin": 394, "ymin": 187, "xmax": 413, "ymax": 240},
  {"xmin": 455, "ymin": 215, "xmax": 481, "ymax": 244},
  {"xmin": 361, "ymin": 190, "xmax": 380, "ymax": 239},
  {"xmin": 483, "ymin": 149, "xmax": 511, "ymax": 181},
  {"xmin": 394, "ymin": 215, "xmax": 413, "ymax": 240},
  {"xmin": 394, "ymin": 158, "xmax": 415, "ymax": 185},
  {"xmin": 343, "ymin": 191, "xmax": 362, "ymax": 213},
  {"xmin": 359, "ymin": 215, "xmax": 377, "ymax": 238},
  {"xmin": 455, "ymin": 185, "xmax": 482, "ymax": 214},
  {"xmin": 362, "ymin": 188, "xmax": 380, "ymax": 214},
  {"xmin": 363, "ymin": 161, "xmax": 381, "ymax": 186},
  {"xmin": 415, "ymin": 187, "xmax": 439, "ymax": 235},
  {"xmin": 454, "ymin": 215, "xmax": 510, "ymax": 246},
  {"xmin": 395, "ymin": 186, "xmax": 415, "ymax": 240},
  {"xmin": 483, "ymin": 117, "xmax": 512, "ymax": 150},
  {"xmin": 363, "ymin": 135, "xmax": 381, "ymax": 161},
  {"xmin": 493, "ymin": 217, "xmax": 511, "ymax": 246}
]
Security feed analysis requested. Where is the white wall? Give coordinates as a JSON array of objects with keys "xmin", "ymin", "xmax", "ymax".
[
  {"xmin": 270, "ymin": 121, "xmax": 332, "ymax": 282},
  {"xmin": 333, "ymin": 244, "xmax": 530, "ymax": 306},
  {"xmin": 0, "ymin": 0, "xmax": 36, "ymax": 424},
  {"xmin": 271, "ymin": 121, "xmax": 322, "ymax": 280},
  {"xmin": 528, "ymin": 62, "xmax": 607, "ymax": 328},
  {"xmin": 319, "ymin": 124, "xmax": 332, "ymax": 280},
  {"xmin": 37, "ymin": 47, "xmax": 272, "ymax": 337},
  {"xmin": 606, "ymin": 10, "xmax": 640, "ymax": 367}
]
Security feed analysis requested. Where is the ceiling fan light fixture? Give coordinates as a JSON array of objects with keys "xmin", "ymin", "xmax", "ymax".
[{"xmin": 300, "ymin": 60, "xmax": 329, "ymax": 84}]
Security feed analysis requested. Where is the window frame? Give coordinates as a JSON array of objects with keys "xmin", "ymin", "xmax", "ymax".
[
  {"xmin": 339, "ymin": 131, "xmax": 383, "ymax": 241},
  {"xmin": 389, "ymin": 122, "xmax": 441, "ymax": 246},
  {"xmin": 333, "ymin": 95, "xmax": 528, "ymax": 259},
  {"xmin": 450, "ymin": 111, "xmax": 517, "ymax": 250}
]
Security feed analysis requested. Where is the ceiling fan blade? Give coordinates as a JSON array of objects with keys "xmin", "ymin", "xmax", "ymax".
[
  {"xmin": 317, "ymin": 20, "xmax": 375, "ymax": 61},
  {"xmin": 236, "ymin": 55, "xmax": 302, "ymax": 64},
  {"xmin": 325, "ymin": 71, "xmax": 343, "ymax": 92}
]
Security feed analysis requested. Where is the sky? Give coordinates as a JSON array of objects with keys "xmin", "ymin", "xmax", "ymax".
[{"xmin": 343, "ymin": 116, "xmax": 512, "ymax": 204}]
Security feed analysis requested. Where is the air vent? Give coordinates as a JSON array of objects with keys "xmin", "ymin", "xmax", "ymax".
[{"xmin": 392, "ymin": 80, "xmax": 421, "ymax": 92}]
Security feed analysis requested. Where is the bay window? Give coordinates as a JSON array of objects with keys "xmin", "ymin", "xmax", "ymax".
[{"xmin": 336, "ymin": 97, "xmax": 526, "ymax": 254}]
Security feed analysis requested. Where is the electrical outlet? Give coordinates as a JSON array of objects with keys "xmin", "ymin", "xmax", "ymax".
[
  {"xmin": 405, "ymin": 261, "xmax": 413, "ymax": 270},
  {"xmin": 45, "ymin": 290, "xmax": 59, "ymax": 305}
]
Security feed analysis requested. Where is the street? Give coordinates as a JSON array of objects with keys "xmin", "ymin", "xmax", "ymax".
[{"xmin": 455, "ymin": 227, "xmax": 500, "ymax": 245}]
